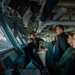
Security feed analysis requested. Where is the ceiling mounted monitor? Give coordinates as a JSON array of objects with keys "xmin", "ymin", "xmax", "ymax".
[{"xmin": 8, "ymin": 0, "xmax": 29, "ymax": 17}]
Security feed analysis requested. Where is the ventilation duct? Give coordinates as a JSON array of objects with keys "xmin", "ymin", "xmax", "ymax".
[
  {"xmin": 53, "ymin": 8, "xmax": 67, "ymax": 20},
  {"xmin": 23, "ymin": 8, "xmax": 32, "ymax": 27},
  {"xmin": 40, "ymin": 0, "xmax": 60, "ymax": 22}
]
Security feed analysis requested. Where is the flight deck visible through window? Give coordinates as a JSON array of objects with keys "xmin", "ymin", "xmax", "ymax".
[{"xmin": 0, "ymin": 25, "xmax": 13, "ymax": 52}]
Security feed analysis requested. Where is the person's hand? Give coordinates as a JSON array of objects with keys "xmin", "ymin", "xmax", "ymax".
[
  {"xmin": 37, "ymin": 51, "xmax": 45, "ymax": 54},
  {"xmin": 45, "ymin": 48, "xmax": 48, "ymax": 51}
]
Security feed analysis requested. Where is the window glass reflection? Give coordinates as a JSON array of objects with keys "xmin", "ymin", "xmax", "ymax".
[{"xmin": 0, "ymin": 25, "xmax": 13, "ymax": 52}]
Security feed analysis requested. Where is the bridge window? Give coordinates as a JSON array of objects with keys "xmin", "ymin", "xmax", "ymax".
[
  {"xmin": 0, "ymin": 25, "xmax": 13, "ymax": 53},
  {"xmin": 16, "ymin": 36, "xmax": 22, "ymax": 45}
]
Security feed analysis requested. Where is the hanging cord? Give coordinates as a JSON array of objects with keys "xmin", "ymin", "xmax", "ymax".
[
  {"xmin": 61, "ymin": 0, "xmax": 63, "ymax": 8},
  {"xmin": 2, "ymin": 0, "xmax": 4, "ymax": 13},
  {"xmin": 38, "ymin": 0, "xmax": 45, "ymax": 5},
  {"xmin": 69, "ymin": 9, "xmax": 72, "ymax": 21}
]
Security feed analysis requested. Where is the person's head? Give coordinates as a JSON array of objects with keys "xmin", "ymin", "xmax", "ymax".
[
  {"xmin": 30, "ymin": 34, "xmax": 36, "ymax": 39},
  {"xmin": 39, "ymin": 44, "xmax": 45, "ymax": 49},
  {"xmin": 72, "ymin": 33, "xmax": 75, "ymax": 48},
  {"xmin": 55, "ymin": 25, "xmax": 64, "ymax": 35},
  {"xmin": 67, "ymin": 33, "xmax": 74, "ymax": 46},
  {"xmin": 28, "ymin": 38, "xmax": 34, "ymax": 43}
]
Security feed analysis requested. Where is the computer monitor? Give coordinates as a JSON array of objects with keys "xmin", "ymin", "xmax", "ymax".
[{"xmin": 8, "ymin": 0, "xmax": 29, "ymax": 17}]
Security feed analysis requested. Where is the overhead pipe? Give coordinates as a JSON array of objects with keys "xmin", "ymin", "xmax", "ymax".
[
  {"xmin": 57, "ymin": 1, "xmax": 75, "ymax": 7},
  {"xmin": 40, "ymin": 0, "xmax": 60, "ymax": 22},
  {"xmin": 44, "ymin": 21, "xmax": 75, "ymax": 26},
  {"xmin": 37, "ymin": 21, "xmax": 75, "ymax": 33},
  {"xmin": 41, "ymin": 27, "xmax": 75, "ymax": 34}
]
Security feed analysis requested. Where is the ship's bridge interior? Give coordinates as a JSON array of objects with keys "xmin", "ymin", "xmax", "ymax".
[
  {"xmin": 0, "ymin": 0, "xmax": 75, "ymax": 75},
  {"xmin": 2, "ymin": 0, "xmax": 75, "ymax": 36}
]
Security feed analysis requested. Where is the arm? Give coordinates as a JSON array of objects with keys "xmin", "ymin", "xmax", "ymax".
[
  {"xmin": 39, "ymin": 38, "xmax": 44, "ymax": 42},
  {"xmin": 58, "ymin": 48, "xmax": 70, "ymax": 68},
  {"xmin": 65, "ymin": 56, "xmax": 75, "ymax": 75}
]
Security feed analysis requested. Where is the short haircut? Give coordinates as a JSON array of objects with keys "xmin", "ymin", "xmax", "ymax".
[
  {"xmin": 68, "ymin": 33, "xmax": 74, "ymax": 38},
  {"xmin": 56, "ymin": 25, "xmax": 64, "ymax": 31},
  {"xmin": 30, "ymin": 33, "xmax": 36, "ymax": 36},
  {"xmin": 73, "ymin": 33, "xmax": 75, "ymax": 37},
  {"xmin": 28, "ymin": 38, "xmax": 34, "ymax": 41}
]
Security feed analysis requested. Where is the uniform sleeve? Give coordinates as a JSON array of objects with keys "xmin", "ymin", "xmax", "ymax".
[
  {"xmin": 65, "ymin": 56, "xmax": 75, "ymax": 75},
  {"xmin": 59, "ymin": 37, "xmax": 69, "ymax": 52},
  {"xmin": 39, "ymin": 38, "xmax": 44, "ymax": 42},
  {"xmin": 58, "ymin": 48, "xmax": 70, "ymax": 68},
  {"xmin": 24, "ymin": 46, "xmax": 29, "ymax": 52}
]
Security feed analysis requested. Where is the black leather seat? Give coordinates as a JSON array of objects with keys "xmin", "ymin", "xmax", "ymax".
[
  {"xmin": 44, "ymin": 42, "xmax": 55, "ymax": 74},
  {"xmin": 32, "ymin": 49, "xmax": 45, "ymax": 69}
]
